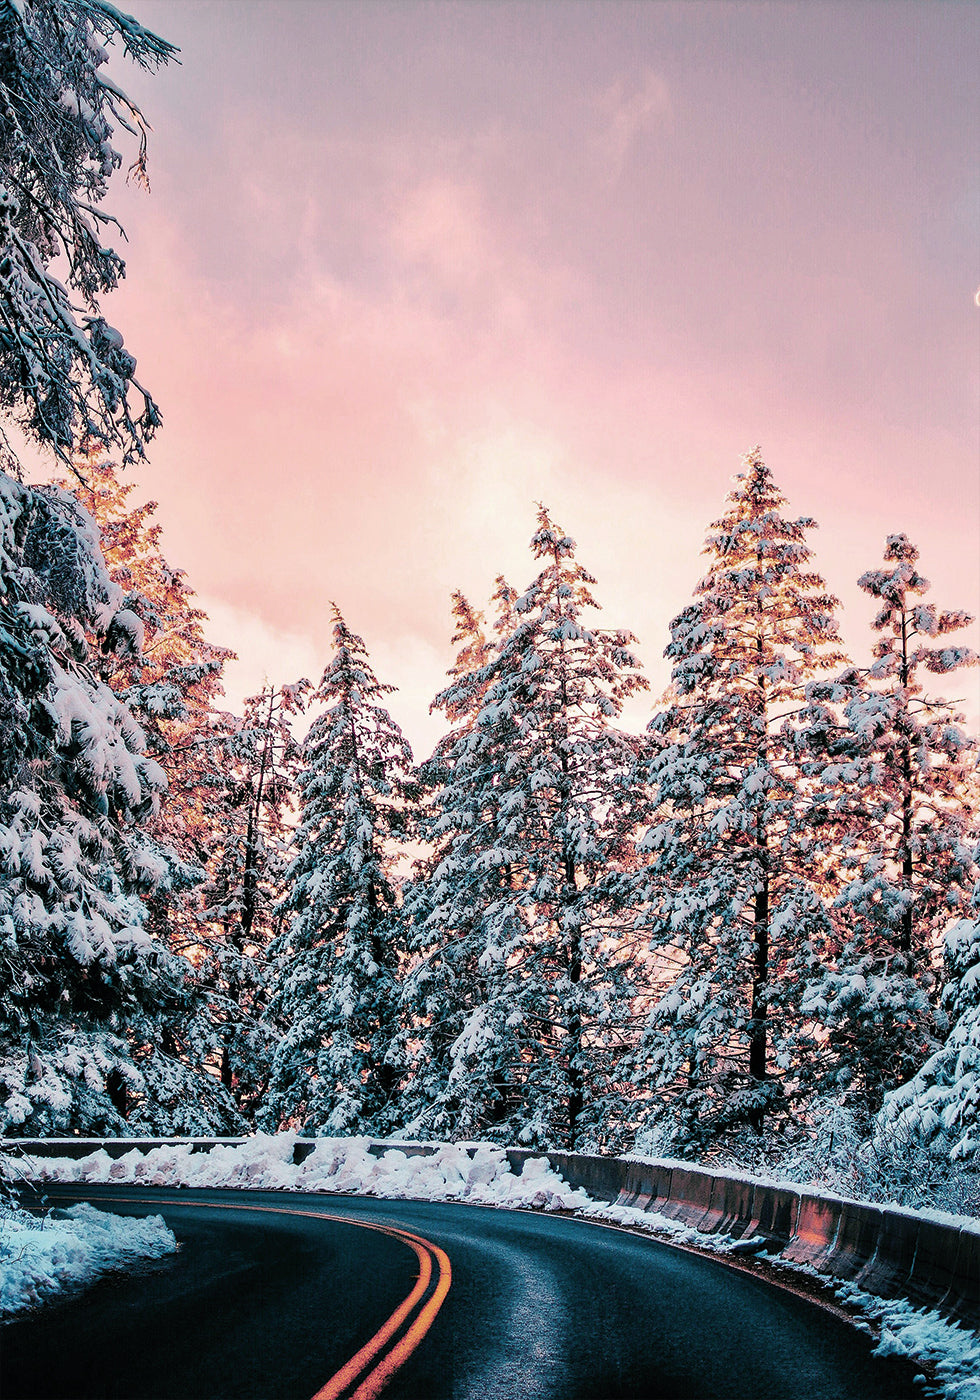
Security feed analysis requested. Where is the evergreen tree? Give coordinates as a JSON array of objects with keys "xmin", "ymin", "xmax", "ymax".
[
  {"xmin": 801, "ymin": 535, "xmax": 978, "ymax": 1111},
  {"xmin": 68, "ymin": 460, "xmax": 310, "ymax": 1125},
  {"xmin": 628, "ymin": 450, "xmax": 846, "ymax": 1150},
  {"xmin": 56, "ymin": 448, "xmax": 235, "ymax": 954},
  {"xmin": 0, "ymin": 469, "xmax": 232, "ymax": 1134},
  {"xmin": 52, "ymin": 448, "xmax": 256, "ymax": 1129},
  {"xmin": 0, "ymin": 0, "xmax": 174, "ymax": 466},
  {"xmin": 878, "ymin": 888, "xmax": 980, "ymax": 1164},
  {"xmin": 403, "ymin": 508, "xmax": 646, "ymax": 1150},
  {"xmin": 202, "ymin": 681, "xmax": 308, "ymax": 1122},
  {"xmin": 263, "ymin": 611, "xmax": 414, "ymax": 1135},
  {"xmin": 441, "ymin": 589, "xmax": 494, "ymax": 724},
  {"xmin": 398, "ymin": 584, "xmax": 505, "ymax": 1132}
]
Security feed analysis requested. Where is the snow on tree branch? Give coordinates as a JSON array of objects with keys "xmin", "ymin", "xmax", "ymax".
[{"xmin": 0, "ymin": 0, "xmax": 176, "ymax": 468}]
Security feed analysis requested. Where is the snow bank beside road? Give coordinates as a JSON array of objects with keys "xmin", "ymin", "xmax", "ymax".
[
  {"xmin": 0, "ymin": 1203, "xmax": 176, "ymax": 1318},
  {"xmin": 31, "ymin": 1134, "xmax": 593, "ymax": 1212}
]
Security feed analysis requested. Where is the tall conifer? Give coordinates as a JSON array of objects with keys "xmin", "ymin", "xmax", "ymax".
[
  {"xmin": 56, "ymin": 450, "xmax": 235, "ymax": 952},
  {"xmin": 404, "ymin": 508, "xmax": 646, "ymax": 1149},
  {"xmin": 202, "ymin": 681, "xmax": 308, "ymax": 1120},
  {"xmin": 0, "ymin": 471, "xmax": 231, "ymax": 1133},
  {"xmin": 629, "ymin": 450, "xmax": 845, "ymax": 1148},
  {"xmin": 801, "ymin": 536, "xmax": 977, "ymax": 1110},
  {"xmin": 263, "ymin": 611, "xmax": 414, "ymax": 1135}
]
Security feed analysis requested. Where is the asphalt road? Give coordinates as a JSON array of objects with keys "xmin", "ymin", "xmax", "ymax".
[{"xmin": 2, "ymin": 1184, "xmax": 923, "ymax": 1400}]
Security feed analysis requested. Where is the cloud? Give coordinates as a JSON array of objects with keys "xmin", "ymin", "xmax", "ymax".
[
  {"xmin": 367, "ymin": 631, "xmax": 453, "ymax": 760},
  {"xmin": 77, "ymin": 42, "xmax": 976, "ymax": 753},
  {"xmin": 197, "ymin": 595, "xmax": 321, "ymax": 715},
  {"xmin": 593, "ymin": 70, "xmax": 672, "ymax": 180},
  {"xmin": 391, "ymin": 178, "xmax": 494, "ymax": 293}
]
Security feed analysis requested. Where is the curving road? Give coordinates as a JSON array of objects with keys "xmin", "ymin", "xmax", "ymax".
[{"xmin": 3, "ymin": 1184, "xmax": 922, "ymax": 1400}]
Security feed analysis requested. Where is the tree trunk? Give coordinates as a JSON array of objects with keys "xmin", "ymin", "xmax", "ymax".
[
  {"xmin": 748, "ymin": 850, "xmax": 770, "ymax": 1130},
  {"xmin": 106, "ymin": 1068, "xmax": 128, "ymax": 1119},
  {"xmin": 566, "ymin": 852, "xmax": 584, "ymax": 1150},
  {"xmin": 748, "ymin": 550, "xmax": 770, "ymax": 1131},
  {"xmin": 899, "ymin": 609, "xmax": 914, "ymax": 960}
]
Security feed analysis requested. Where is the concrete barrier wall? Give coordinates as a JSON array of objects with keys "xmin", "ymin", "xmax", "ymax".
[
  {"xmin": 3, "ymin": 1137, "xmax": 246, "ymax": 1159},
  {"xmin": 524, "ymin": 1150, "xmax": 977, "ymax": 1330},
  {"xmin": 3, "ymin": 1137, "xmax": 439, "ymax": 1163},
  {"xmin": 6, "ymin": 1136, "xmax": 977, "ymax": 1329}
]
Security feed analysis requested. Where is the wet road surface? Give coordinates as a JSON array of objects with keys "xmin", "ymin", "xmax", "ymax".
[{"xmin": 2, "ymin": 1184, "xmax": 924, "ymax": 1400}]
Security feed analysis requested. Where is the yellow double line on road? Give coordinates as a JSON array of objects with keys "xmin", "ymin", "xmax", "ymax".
[
  {"xmin": 311, "ymin": 1217, "xmax": 451, "ymax": 1400},
  {"xmin": 66, "ymin": 1193, "xmax": 452, "ymax": 1400}
]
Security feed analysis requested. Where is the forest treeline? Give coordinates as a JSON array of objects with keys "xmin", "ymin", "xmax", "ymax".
[
  {"xmin": 0, "ymin": 2, "xmax": 977, "ymax": 1210},
  {"xmin": 1, "ymin": 447, "xmax": 977, "ymax": 1206}
]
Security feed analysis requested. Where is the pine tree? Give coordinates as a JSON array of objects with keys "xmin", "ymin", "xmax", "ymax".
[
  {"xmin": 69, "ymin": 456, "xmax": 310, "ymax": 1125},
  {"xmin": 201, "ymin": 681, "xmax": 308, "ymax": 1122},
  {"xmin": 0, "ymin": 0, "xmax": 175, "ymax": 466},
  {"xmin": 629, "ymin": 450, "xmax": 846, "ymax": 1150},
  {"xmin": 441, "ymin": 590, "xmax": 494, "ymax": 724},
  {"xmin": 877, "ymin": 882, "xmax": 980, "ymax": 1164},
  {"xmin": 424, "ymin": 580, "xmax": 517, "ymax": 763},
  {"xmin": 263, "ymin": 611, "xmax": 414, "ymax": 1135},
  {"xmin": 801, "ymin": 535, "xmax": 978, "ymax": 1112},
  {"xmin": 56, "ymin": 449, "xmax": 235, "ymax": 955},
  {"xmin": 0, "ymin": 469, "xmax": 232, "ymax": 1134},
  {"xmin": 398, "ymin": 585, "xmax": 504, "ymax": 1132},
  {"xmin": 404, "ymin": 508, "xmax": 646, "ymax": 1150},
  {"xmin": 49, "ymin": 448, "xmax": 259, "ymax": 1129}
]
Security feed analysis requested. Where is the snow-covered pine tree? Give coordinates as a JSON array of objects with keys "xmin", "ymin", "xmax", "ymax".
[
  {"xmin": 433, "ymin": 578, "xmax": 520, "ymax": 740},
  {"xmin": 56, "ymin": 449, "xmax": 234, "ymax": 950},
  {"xmin": 629, "ymin": 450, "xmax": 846, "ymax": 1151},
  {"xmin": 398, "ymin": 583, "xmax": 508, "ymax": 1132},
  {"xmin": 263, "ymin": 611, "xmax": 414, "ymax": 1136},
  {"xmin": 418, "ymin": 588, "xmax": 494, "ymax": 788},
  {"xmin": 442, "ymin": 590, "xmax": 494, "ymax": 722},
  {"xmin": 0, "ymin": 469, "xmax": 233, "ymax": 1134},
  {"xmin": 877, "ymin": 878, "xmax": 980, "ymax": 1165},
  {"xmin": 52, "ymin": 448, "xmax": 273, "ymax": 1127},
  {"xmin": 201, "ymin": 681, "xmax": 308, "ymax": 1122},
  {"xmin": 0, "ymin": 0, "xmax": 174, "ymax": 466},
  {"xmin": 403, "ymin": 508, "xmax": 647, "ymax": 1150},
  {"xmin": 801, "ymin": 535, "xmax": 978, "ymax": 1113}
]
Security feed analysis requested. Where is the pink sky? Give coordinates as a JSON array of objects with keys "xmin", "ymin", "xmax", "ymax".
[{"xmin": 29, "ymin": 0, "xmax": 980, "ymax": 752}]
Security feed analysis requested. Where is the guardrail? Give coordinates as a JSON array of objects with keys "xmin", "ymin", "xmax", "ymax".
[
  {"xmin": 7, "ymin": 1137, "xmax": 978, "ymax": 1329},
  {"xmin": 504, "ymin": 1148, "xmax": 979, "ymax": 1330}
]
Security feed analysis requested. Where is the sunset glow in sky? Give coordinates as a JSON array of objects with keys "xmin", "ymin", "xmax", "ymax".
[{"xmin": 28, "ymin": 0, "xmax": 980, "ymax": 752}]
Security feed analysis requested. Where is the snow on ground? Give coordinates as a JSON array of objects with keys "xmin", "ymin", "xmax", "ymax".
[
  {"xmin": 836, "ymin": 1283, "xmax": 980, "ymax": 1400},
  {"xmin": 0, "ymin": 1202, "xmax": 177, "ymax": 1319},
  {"xmin": 20, "ymin": 1134, "xmax": 980, "ymax": 1398},
  {"xmin": 27, "ymin": 1134, "xmax": 593, "ymax": 1211}
]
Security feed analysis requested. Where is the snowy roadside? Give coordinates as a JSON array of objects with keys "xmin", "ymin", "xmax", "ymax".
[
  {"xmin": 21, "ymin": 1134, "xmax": 980, "ymax": 1399},
  {"xmin": 575, "ymin": 1198, "xmax": 980, "ymax": 1400},
  {"xmin": 0, "ymin": 1201, "xmax": 177, "ymax": 1319}
]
